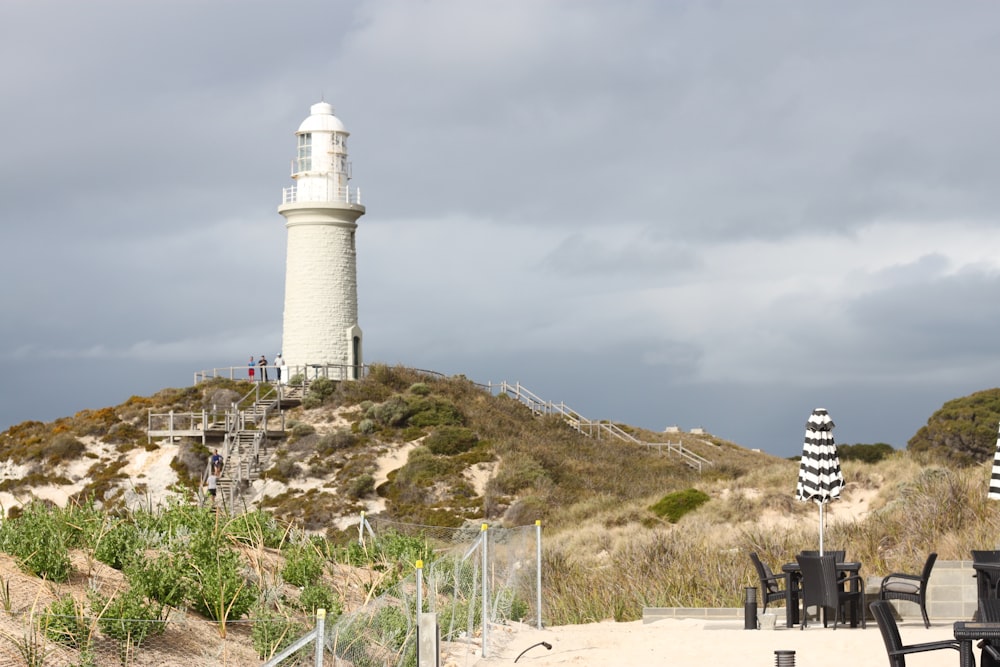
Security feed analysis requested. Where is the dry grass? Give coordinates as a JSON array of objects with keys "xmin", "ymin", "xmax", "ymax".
[{"xmin": 536, "ymin": 450, "xmax": 1000, "ymax": 624}]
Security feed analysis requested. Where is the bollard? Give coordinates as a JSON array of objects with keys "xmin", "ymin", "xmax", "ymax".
[
  {"xmin": 744, "ymin": 587, "xmax": 758, "ymax": 629},
  {"xmin": 775, "ymin": 650, "xmax": 795, "ymax": 667}
]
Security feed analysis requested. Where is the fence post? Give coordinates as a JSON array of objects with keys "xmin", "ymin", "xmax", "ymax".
[
  {"xmin": 536, "ymin": 520, "xmax": 543, "ymax": 629},
  {"xmin": 481, "ymin": 523, "xmax": 489, "ymax": 658},
  {"xmin": 416, "ymin": 559, "xmax": 423, "ymax": 623},
  {"xmin": 314, "ymin": 608, "xmax": 326, "ymax": 667}
]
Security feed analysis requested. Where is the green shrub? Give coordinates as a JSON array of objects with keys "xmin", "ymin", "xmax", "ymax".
[
  {"xmin": 425, "ymin": 427, "xmax": 478, "ymax": 456},
  {"xmin": 251, "ymin": 608, "xmax": 304, "ymax": 661},
  {"xmin": 838, "ymin": 443, "xmax": 895, "ymax": 464},
  {"xmin": 228, "ymin": 509, "xmax": 287, "ymax": 549},
  {"xmin": 187, "ymin": 528, "xmax": 259, "ymax": 621},
  {"xmin": 317, "ymin": 432, "xmax": 357, "ymax": 454},
  {"xmin": 89, "ymin": 587, "xmax": 166, "ymax": 649},
  {"xmin": 358, "ymin": 419, "xmax": 376, "ymax": 434},
  {"xmin": 650, "ymin": 488, "xmax": 711, "ymax": 523},
  {"xmin": 47, "ymin": 434, "xmax": 86, "ymax": 464},
  {"xmin": 409, "ymin": 383, "xmax": 430, "ymax": 396},
  {"xmin": 94, "ymin": 519, "xmax": 141, "ymax": 570},
  {"xmin": 369, "ymin": 396, "xmax": 411, "ymax": 427},
  {"xmin": 289, "ymin": 422, "xmax": 316, "ymax": 439},
  {"xmin": 40, "ymin": 595, "xmax": 88, "ymax": 648},
  {"xmin": 125, "ymin": 552, "xmax": 190, "ymax": 609},
  {"xmin": 298, "ymin": 584, "xmax": 342, "ymax": 616},
  {"xmin": 282, "ymin": 544, "xmax": 325, "ymax": 588},
  {"xmin": 407, "ymin": 397, "xmax": 463, "ymax": 428},
  {"xmin": 347, "ymin": 474, "xmax": 375, "ymax": 499},
  {"xmin": 0, "ymin": 502, "xmax": 72, "ymax": 582}
]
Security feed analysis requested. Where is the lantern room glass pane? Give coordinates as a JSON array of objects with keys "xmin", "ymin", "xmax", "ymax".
[{"xmin": 296, "ymin": 133, "xmax": 312, "ymax": 172}]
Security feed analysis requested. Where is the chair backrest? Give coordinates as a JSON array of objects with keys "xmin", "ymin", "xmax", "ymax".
[
  {"xmin": 800, "ymin": 549, "xmax": 846, "ymax": 563},
  {"xmin": 980, "ymin": 597, "xmax": 1000, "ymax": 622},
  {"xmin": 972, "ymin": 550, "xmax": 1000, "ymax": 563},
  {"xmin": 750, "ymin": 553, "xmax": 778, "ymax": 594},
  {"xmin": 796, "ymin": 553, "xmax": 840, "ymax": 610},
  {"xmin": 919, "ymin": 552, "xmax": 937, "ymax": 583},
  {"xmin": 870, "ymin": 600, "xmax": 906, "ymax": 667}
]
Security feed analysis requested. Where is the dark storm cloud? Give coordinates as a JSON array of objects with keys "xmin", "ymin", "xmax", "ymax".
[{"xmin": 3, "ymin": 1, "xmax": 1000, "ymax": 456}]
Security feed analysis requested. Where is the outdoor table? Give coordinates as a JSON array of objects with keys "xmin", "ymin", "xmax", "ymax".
[
  {"xmin": 781, "ymin": 560, "xmax": 862, "ymax": 628},
  {"xmin": 954, "ymin": 621, "xmax": 1000, "ymax": 667}
]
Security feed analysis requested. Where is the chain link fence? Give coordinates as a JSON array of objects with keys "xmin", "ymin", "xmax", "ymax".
[
  {"xmin": 0, "ymin": 518, "xmax": 540, "ymax": 666},
  {"xmin": 325, "ymin": 517, "xmax": 539, "ymax": 667}
]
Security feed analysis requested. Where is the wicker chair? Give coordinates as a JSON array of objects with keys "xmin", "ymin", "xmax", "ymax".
[
  {"xmin": 973, "ymin": 550, "xmax": 1000, "ymax": 604},
  {"xmin": 879, "ymin": 552, "xmax": 936, "ymax": 628},
  {"xmin": 799, "ymin": 549, "xmax": 846, "ymax": 563},
  {"xmin": 870, "ymin": 600, "xmax": 959, "ymax": 667},
  {"xmin": 749, "ymin": 552, "xmax": 787, "ymax": 614},
  {"xmin": 796, "ymin": 553, "xmax": 865, "ymax": 629}
]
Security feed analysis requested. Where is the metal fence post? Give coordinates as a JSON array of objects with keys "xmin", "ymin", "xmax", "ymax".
[
  {"xmin": 536, "ymin": 519, "xmax": 543, "ymax": 629},
  {"xmin": 416, "ymin": 559, "xmax": 424, "ymax": 622},
  {"xmin": 481, "ymin": 523, "xmax": 489, "ymax": 658}
]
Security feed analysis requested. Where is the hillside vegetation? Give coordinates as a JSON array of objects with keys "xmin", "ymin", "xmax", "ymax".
[{"xmin": 1, "ymin": 365, "xmax": 1000, "ymax": 631}]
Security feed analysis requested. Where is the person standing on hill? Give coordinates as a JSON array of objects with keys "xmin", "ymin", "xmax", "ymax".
[
  {"xmin": 248, "ymin": 356, "xmax": 255, "ymax": 382},
  {"xmin": 275, "ymin": 353, "xmax": 285, "ymax": 384},
  {"xmin": 258, "ymin": 354, "xmax": 269, "ymax": 382}
]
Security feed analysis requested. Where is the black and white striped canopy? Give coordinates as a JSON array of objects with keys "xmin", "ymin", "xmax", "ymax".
[
  {"xmin": 795, "ymin": 408, "xmax": 844, "ymax": 504},
  {"xmin": 989, "ymin": 421, "xmax": 1000, "ymax": 500}
]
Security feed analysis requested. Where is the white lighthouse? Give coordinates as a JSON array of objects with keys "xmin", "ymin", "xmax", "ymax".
[{"xmin": 279, "ymin": 102, "xmax": 365, "ymax": 379}]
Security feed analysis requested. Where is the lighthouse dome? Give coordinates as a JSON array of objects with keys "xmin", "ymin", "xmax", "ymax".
[{"xmin": 297, "ymin": 102, "xmax": 347, "ymax": 133}]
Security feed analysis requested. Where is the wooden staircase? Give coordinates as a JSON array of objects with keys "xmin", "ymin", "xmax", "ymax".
[
  {"xmin": 493, "ymin": 381, "xmax": 713, "ymax": 472},
  {"xmin": 209, "ymin": 383, "xmax": 306, "ymax": 508}
]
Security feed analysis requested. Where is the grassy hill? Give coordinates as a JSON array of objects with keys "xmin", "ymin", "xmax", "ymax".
[{"xmin": 1, "ymin": 363, "xmax": 1000, "ymax": 635}]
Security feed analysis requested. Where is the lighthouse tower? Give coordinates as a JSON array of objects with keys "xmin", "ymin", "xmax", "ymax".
[{"xmin": 279, "ymin": 102, "xmax": 365, "ymax": 379}]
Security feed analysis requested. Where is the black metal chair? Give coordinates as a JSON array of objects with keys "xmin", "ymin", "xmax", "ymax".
[
  {"xmin": 978, "ymin": 599, "xmax": 1000, "ymax": 667},
  {"xmin": 973, "ymin": 550, "xmax": 1000, "ymax": 603},
  {"xmin": 799, "ymin": 549, "xmax": 846, "ymax": 563},
  {"xmin": 796, "ymin": 553, "xmax": 865, "ymax": 629},
  {"xmin": 879, "ymin": 552, "xmax": 936, "ymax": 628},
  {"xmin": 870, "ymin": 600, "xmax": 959, "ymax": 667},
  {"xmin": 749, "ymin": 552, "xmax": 787, "ymax": 614}
]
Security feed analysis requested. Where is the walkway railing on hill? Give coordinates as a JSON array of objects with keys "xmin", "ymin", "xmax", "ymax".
[
  {"xmin": 193, "ymin": 363, "xmax": 367, "ymax": 384},
  {"xmin": 490, "ymin": 381, "xmax": 712, "ymax": 472}
]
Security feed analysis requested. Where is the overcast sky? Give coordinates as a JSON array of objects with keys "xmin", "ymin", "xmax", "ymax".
[{"xmin": 3, "ymin": 1, "xmax": 1000, "ymax": 458}]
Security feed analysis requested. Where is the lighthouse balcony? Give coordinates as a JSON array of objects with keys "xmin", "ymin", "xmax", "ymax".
[{"xmin": 282, "ymin": 184, "xmax": 362, "ymax": 206}]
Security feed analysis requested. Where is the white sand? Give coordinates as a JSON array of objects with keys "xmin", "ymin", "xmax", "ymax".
[{"xmin": 460, "ymin": 617, "xmax": 965, "ymax": 667}]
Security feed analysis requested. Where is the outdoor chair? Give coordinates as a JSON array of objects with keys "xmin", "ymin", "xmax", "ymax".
[
  {"xmin": 799, "ymin": 549, "xmax": 846, "ymax": 563},
  {"xmin": 973, "ymin": 550, "xmax": 1000, "ymax": 603},
  {"xmin": 879, "ymin": 552, "xmax": 936, "ymax": 628},
  {"xmin": 749, "ymin": 552, "xmax": 787, "ymax": 614},
  {"xmin": 796, "ymin": 553, "xmax": 865, "ymax": 629},
  {"xmin": 870, "ymin": 600, "xmax": 959, "ymax": 667},
  {"xmin": 978, "ymin": 599, "xmax": 1000, "ymax": 667}
]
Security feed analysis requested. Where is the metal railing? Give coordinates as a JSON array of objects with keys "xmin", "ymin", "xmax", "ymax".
[
  {"xmin": 281, "ymin": 182, "xmax": 363, "ymax": 205},
  {"xmin": 491, "ymin": 381, "xmax": 712, "ymax": 472},
  {"xmin": 194, "ymin": 363, "xmax": 367, "ymax": 385}
]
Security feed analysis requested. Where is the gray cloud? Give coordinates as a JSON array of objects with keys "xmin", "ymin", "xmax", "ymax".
[{"xmin": 3, "ymin": 1, "xmax": 1000, "ymax": 456}]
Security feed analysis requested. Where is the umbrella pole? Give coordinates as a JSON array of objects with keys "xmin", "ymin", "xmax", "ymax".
[{"xmin": 818, "ymin": 502, "xmax": 825, "ymax": 555}]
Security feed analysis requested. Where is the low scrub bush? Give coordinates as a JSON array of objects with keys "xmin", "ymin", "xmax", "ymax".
[
  {"xmin": 650, "ymin": 488, "xmax": 710, "ymax": 523},
  {"xmin": 425, "ymin": 427, "xmax": 478, "ymax": 456},
  {"xmin": 40, "ymin": 595, "xmax": 88, "ymax": 649},
  {"xmin": 282, "ymin": 544, "xmax": 325, "ymax": 588}
]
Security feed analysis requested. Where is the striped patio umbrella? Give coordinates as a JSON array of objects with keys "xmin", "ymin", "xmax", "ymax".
[
  {"xmin": 795, "ymin": 408, "xmax": 844, "ymax": 555},
  {"xmin": 989, "ymin": 421, "xmax": 1000, "ymax": 500}
]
